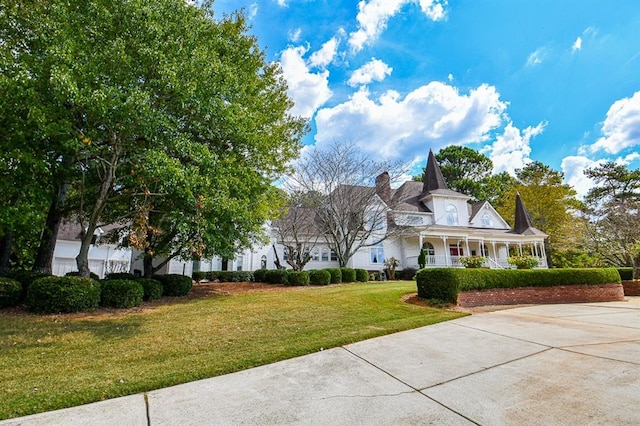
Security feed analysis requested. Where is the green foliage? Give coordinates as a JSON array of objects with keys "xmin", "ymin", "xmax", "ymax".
[
  {"xmin": 309, "ymin": 269, "xmax": 331, "ymax": 285},
  {"xmin": 326, "ymin": 268, "xmax": 342, "ymax": 284},
  {"xmin": 104, "ymin": 272, "xmax": 136, "ymax": 281},
  {"xmin": 418, "ymin": 249, "xmax": 426, "ymax": 269},
  {"xmin": 206, "ymin": 271, "xmax": 220, "ymax": 281},
  {"xmin": 355, "ymin": 269, "xmax": 369, "ymax": 282},
  {"xmin": 617, "ymin": 268, "xmax": 633, "ymax": 281},
  {"xmin": 459, "ymin": 256, "xmax": 486, "ymax": 268},
  {"xmin": 383, "ymin": 257, "xmax": 399, "ymax": 280},
  {"xmin": 252, "ymin": 269, "xmax": 267, "ymax": 283},
  {"xmin": 340, "ymin": 267, "xmax": 356, "ymax": 283},
  {"xmin": 507, "ymin": 255, "xmax": 539, "ymax": 269},
  {"xmin": 9, "ymin": 270, "xmax": 50, "ymax": 301},
  {"xmin": 218, "ymin": 271, "xmax": 253, "ymax": 282},
  {"xmin": 400, "ymin": 267, "xmax": 418, "ymax": 281},
  {"xmin": 0, "ymin": 278, "xmax": 22, "ymax": 308},
  {"xmin": 66, "ymin": 271, "xmax": 101, "ymax": 281},
  {"xmin": 264, "ymin": 269, "xmax": 288, "ymax": 285},
  {"xmin": 286, "ymin": 271, "xmax": 310, "ymax": 286},
  {"xmin": 191, "ymin": 271, "xmax": 206, "ymax": 282},
  {"xmin": 416, "ymin": 268, "xmax": 622, "ymax": 303},
  {"xmin": 153, "ymin": 274, "xmax": 192, "ymax": 297},
  {"xmin": 100, "ymin": 280, "xmax": 144, "ymax": 309},
  {"xmin": 136, "ymin": 278, "xmax": 163, "ymax": 301},
  {"xmin": 26, "ymin": 276, "xmax": 101, "ymax": 314}
]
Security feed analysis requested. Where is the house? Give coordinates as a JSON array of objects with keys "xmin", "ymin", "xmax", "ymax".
[{"xmin": 197, "ymin": 149, "xmax": 548, "ymax": 273}]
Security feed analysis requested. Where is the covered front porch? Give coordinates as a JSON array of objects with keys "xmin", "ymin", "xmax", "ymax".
[{"xmin": 402, "ymin": 232, "xmax": 548, "ymax": 270}]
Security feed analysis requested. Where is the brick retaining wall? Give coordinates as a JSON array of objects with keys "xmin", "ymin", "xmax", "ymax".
[
  {"xmin": 457, "ymin": 283, "xmax": 625, "ymax": 307},
  {"xmin": 622, "ymin": 280, "xmax": 640, "ymax": 296}
]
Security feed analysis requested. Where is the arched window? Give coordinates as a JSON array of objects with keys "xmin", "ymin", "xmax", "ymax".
[
  {"xmin": 312, "ymin": 248, "xmax": 320, "ymax": 261},
  {"xmin": 422, "ymin": 242, "xmax": 435, "ymax": 256},
  {"xmin": 481, "ymin": 214, "xmax": 493, "ymax": 227},
  {"xmin": 321, "ymin": 248, "xmax": 329, "ymax": 262},
  {"xmin": 446, "ymin": 204, "xmax": 458, "ymax": 225}
]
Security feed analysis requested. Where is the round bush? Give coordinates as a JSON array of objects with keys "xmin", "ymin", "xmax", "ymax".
[
  {"xmin": 340, "ymin": 267, "xmax": 356, "ymax": 283},
  {"xmin": 10, "ymin": 270, "xmax": 51, "ymax": 301},
  {"xmin": 66, "ymin": 271, "xmax": 101, "ymax": 281},
  {"xmin": 104, "ymin": 272, "xmax": 136, "ymax": 280},
  {"xmin": 355, "ymin": 269, "xmax": 369, "ymax": 282},
  {"xmin": 253, "ymin": 269, "xmax": 267, "ymax": 283},
  {"xmin": 0, "ymin": 277, "xmax": 22, "ymax": 308},
  {"xmin": 326, "ymin": 268, "xmax": 342, "ymax": 284},
  {"xmin": 26, "ymin": 276, "xmax": 101, "ymax": 314},
  {"xmin": 154, "ymin": 274, "xmax": 193, "ymax": 296},
  {"xmin": 265, "ymin": 269, "xmax": 288, "ymax": 285},
  {"xmin": 100, "ymin": 279, "xmax": 143, "ymax": 308},
  {"xmin": 137, "ymin": 278, "xmax": 163, "ymax": 301},
  {"xmin": 287, "ymin": 271, "xmax": 310, "ymax": 286},
  {"xmin": 206, "ymin": 271, "xmax": 220, "ymax": 281},
  {"xmin": 309, "ymin": 269, "xmax": 331, "ymax": 285},
  {"xmin": 191, "ymin": 271, "xmax": 206, "ymax": 282}
]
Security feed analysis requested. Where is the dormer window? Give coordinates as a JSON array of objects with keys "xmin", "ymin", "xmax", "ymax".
[{"xmin": 446, "ymin": 204, "xmax": 458, "ymax": 225}]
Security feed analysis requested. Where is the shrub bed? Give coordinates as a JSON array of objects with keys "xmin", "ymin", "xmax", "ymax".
[
  {"xmin": 153, "ymin": 274, "xmax": 192, "ymax": 297},
  {"xmin": 287, "ymin": 271, "xmax": 310, "ymax": 286},
  {"xmin": 355, "ymin": 269, "xmax": 369, "ymax": 282},
  {"xmin": 10, "ymin": 271, "xmax": 51, "ymax": 301},
  {"xmin": 191, "ymin": 271, "xmax": 206, "ymax": 282},
  {"xmin": 401, "ymin": 267, "xmax": 418, "ymax": 281},
  {"xmin": 253, "ymin": 269, "xmax": 267, "ymax": 283},
  {"xmin": 218, "ymin": 271, "xmax": 253, "ymax": 282},
  {"xmin": 264, "ymin": 269, "xmax": 288, "ymax": 285},
  {"xmin": 340, "ymin": 268, "xmax": 356, "ymax": 283},
  {"xmin": 416, "ymin": 268, "xmax": 622, "ymax": 304},
  {"xmin": 100, "ymin": 279, "xmax": 144, "ymax": 308},
  {"xmin": 136, "ymin": 278, "xmax": 163, "ymax": 300},
  {"xmin": 206, "ymin": 271, "xmax": 220, "ymax": 282},
  {"xmin": 309, "ymin": 269, "xmax": 331, "ymax": 285},
  {"xmin": 0, "ymin": 277, "xmax": 22, "ymax": 308},
  {"xmin": 326, "ymin": 268, "xmax": 342, "ymax": 284},
  {"xmin": 26, "ymin": 276, "xmax": 101, "ymax": 313}
]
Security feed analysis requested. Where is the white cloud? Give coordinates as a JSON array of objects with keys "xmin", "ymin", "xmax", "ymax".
[
  {"xmin": 276, "ymin": 0, "xmax": 287, "ymax": 6},
  {"xmin": 447, "ymin": 73, "xmax": 454, "ymax": 82},
  {"xmin": 288, "ymin": 28, "xmax": 302, "ymax": 43},
  {"xmin": 309, "ymin": 37, "xmax": 340, "ymax": 68},
  {"xmin": 279, "ymin": 46, "xmax": 333, "ymax": 118},
  {"xmin": 526, "ymin": 48, "xmax": 545, "ymax": 66},
  {"xmin": 561, "ymin": 155, "xmax": 601, "ymax": 199},
  {"xmin": 348, "ymin": 0, "xmax": 447, "ymax": 52},
  {"xmin": 248, "ymin": 2, "xmax": 259, "ymax": 20},
  {"xmin": 314, "ymin": 82, "xmax": 507, "ymax": 160},
  {"xmin": 484, "ymin": 121, "xmax": 546, "ymax": 175},
  {"xmin": 347, "ymin": 58, "xmax": 393, "ymax": 86},
  {"xmin": 589, "ymin": 91, "xmax": 640, "ymax": 154},
  {"xmin": 572, "ymin": 36, "xmax": 582, "ymax": 52}
]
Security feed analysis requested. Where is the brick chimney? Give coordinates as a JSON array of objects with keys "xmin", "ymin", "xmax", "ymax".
[{"xmin": 375, "ymin": 171, "xmax": 391, "ymax": 203}]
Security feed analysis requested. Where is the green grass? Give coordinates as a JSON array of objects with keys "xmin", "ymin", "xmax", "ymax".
[{"xmin": 0, "ymin": 281, "xmax": 466, "ymax": 420}]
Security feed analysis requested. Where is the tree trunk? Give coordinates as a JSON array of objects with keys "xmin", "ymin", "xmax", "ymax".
[
  {"xmin": 32, "ymin": 181, "xmax": 68, "ymax": 274},
  {"xmin": 143, "ymin": 251, "xmax": 154, "ymax": 278},
  {"xmin": 0, "ymin": 233, "xmax": 13, "ymax": 275}
]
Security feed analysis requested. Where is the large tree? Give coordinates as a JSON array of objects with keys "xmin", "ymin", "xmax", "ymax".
[
  {"xmin": 287, "ymin": 142, "xmax": 406, "ymax": 267},
  {"xmin": 1, "ymin": 0, "xmax": 306, "ymax": 277},
  {"xmin": 584, "ymin": 162, "xmax": 640, "ymax": 278}
]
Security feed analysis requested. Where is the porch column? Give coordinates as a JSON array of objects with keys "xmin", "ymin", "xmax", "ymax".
[
  {"xmin": 491, "ymin": 241, "xmax": 496, "ymax": 261},
  {"xmin": 419, "ymin": 233, "xmax": 423, "ymax": 249},
  {"xmin": 441, "ymin": 236, "xmax": 449, "ymax": 266},
  {"xmin": 464, "ymin": 238, "xmax": 470, "ymax": 257}
]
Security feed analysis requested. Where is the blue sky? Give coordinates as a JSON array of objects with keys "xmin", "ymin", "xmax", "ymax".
[{"xmin": 214, "ymin": 0, "xmax": 640, "ymax": 197}]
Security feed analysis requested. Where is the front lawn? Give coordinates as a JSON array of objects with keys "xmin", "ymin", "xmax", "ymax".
[{"xmin": 0, "ymin": 281, "xmax": 465, "ymax": 420}]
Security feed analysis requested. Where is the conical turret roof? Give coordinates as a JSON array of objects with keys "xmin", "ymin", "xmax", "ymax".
[{"xmin": 511, "ymin": 193, "xmax": 546, "ymax": 235}]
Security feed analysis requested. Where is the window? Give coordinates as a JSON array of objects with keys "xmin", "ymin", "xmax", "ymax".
[
  {"xmin": 406, "ymin": 215, "xmax": 423, "ymax": 225},
  {"xmin": 370, "ymin": 243, "xmax": 384, "ymax": 264},
  {"xmin": 422, "ymin": 242, "xmax": 435, "ymax": 256},
  {"xmin": 330, "ymin": 249, "xmax": 337, "ymax": 261},
  {"xmin": 236, "ymin": 255, "xmax": 244, "ymax": 271},
  {"xmin": 321, "ymin": 248, "xmax": 329, "ymax": 262},
  {"xmin": 312, "ymin": 248, "xmax": 320, "ymax": 261},
  {"xmin": 481, "ymin": 214, "xmax": 493, "ymax": 227},
  {"xmin": 260, "ymin": 255, "xmax": 267, "ymax": 269},
  {"xmin": 446, "ymin": 204, "xmax": 458, "ymax": 225}
]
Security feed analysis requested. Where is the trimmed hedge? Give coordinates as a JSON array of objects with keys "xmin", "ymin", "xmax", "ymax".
[
  {"xmin": 253, "ymin": 269, "xmax": 267, "ymax": 283},
  {"xmin": 416, "ymin": 268, "xmax": 622, "ymax": 304},
  {"xmin": 191, "ymin": 271, "xmax": 206, "ymax": 282},
  {"xmin": 206, "ymin": 271, "xmax": 220, "ymax": 281},
  {"xmin": 265, "ymin": 269, "xmax": 288, "ymax": 285},
  {"xmin": 104, "ymin": 272, "xmax": 136, "ymax": 281},
  {"xmin": 0, "ymin": 277, "xmax": 22, "ymax": 308},
  {"xmin": 66, "ymin": 271, "xmax": 101, "ymax": 281},
  {"xmin": 137, "ymin": 278, "xmax": 163, "ymax": 300},
  {"xmin": 617, "ymin": 268, "xmax": 633, "ymax": 281},
  {"xmin": 26, "ymin": 276, "xmax": 101, "ymax": 313},
  {"xmin": 309, "ymin": 269, "xmax": 331, "ymax": 285},
  {"xmin": 10, "ymin": 270, "xmax": 51, "ymax": 301},
  {"xmin": 326, "ymin": 268, "xmax": 342, "ymax": 284},
  {"xmin": 287, "ymin": 271, "xmax": 310, "ymax": 286},
  {"xmin": 218, "ymin": 271, "xmax": 253, "ymax": 282},
  {"xmin": 355, "ymin": 269, "xmax": 369, "ymax": 282},
  {"xmin": 100, "ymin": 279, "xmax": 144, "ymax": 308},
  {"xmin": 154, "ymin": 274, "xmax": 192, "ymax": 297},
  {"xmin": 340, "ymin": 267, "xmax": 356, "ymax": 283}
]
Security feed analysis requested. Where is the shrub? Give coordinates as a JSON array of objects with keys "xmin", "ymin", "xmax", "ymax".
[
  {"xmin": 137, "ymin": 278, "xmax": 163, "ymax": 300},
  {"xmin": 253, "ymin": 269, "xmax": 267, "ymax": 283},
  {"xmin": 355, "ymin": 269, "xmax": 369, "ymax": 282},
  {"xmin": 153, "ymin": 274, "xmax": 192, "ymax": 297},
  {"xmin": 309, "ymin": 269, "xmax": 331, "ymax": 285},
  {"xmin": 191, "ymin": 271, "xmax": 206, "ymax": 282},
  {"xmin": 287, "ymin": 271, "xmax": 310, "ymax": 286},
  {"xmin": 418, "ymin": 249, "xmax": 427, "ymax": 269},
  {"xmin": 10, "ymin": 270, "xmax": 51, "ymax": 301},
  {"xmin": 66, "ymin": 271, "xmax": 101, "ymax": 281},
  {"xmin": 104, "ymin": 272, "xmax": 136, "ymax": 280},
  {"xmin": 100, "ymin": 279, "xmax": 144, "ymax": 308},
  {"xmin": 0, "ymin": 277, "xmax": 22, "ymax": 308},
  {"xmin": 218, "ymin": 271, "xmax": 253, "ymax": 282},
  {"xmin": 340, "ymin": 267, "xmax": 356, "ymax": 283},
  {"xmin": 459, "ymin": 256, "xmax": 486, "ymax": 268},
  {"xmin": 401, "ymin": 267, "xmax": 418, "ymax": 281},
  {"xmin": 416, "ymin": 267, "xmax": 622, "ymax": 304},
  {"xmin": 265, "ymin": 269, "xmax": 288, "ymax": 285},
  {"xmin": 26, "ymin": 276, "xmax": 101, "ymax": 313},
  {"xmin": 206, "ymin": 271, "xmax": 220, "ymax": 281},
  {"xmin": 326, "ymin": 268, "xmax": 342, "ymax": 284},
  {"xmin": 507, "ymin": 255, "xmax": 539, "ymax": 269},
  {"xmin": 617, "ymin": 268, "xmax": 633, "ymax": 281}
]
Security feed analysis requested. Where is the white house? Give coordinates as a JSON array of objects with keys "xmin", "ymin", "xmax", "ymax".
[{"xmin": 196, "ymin": 150, "xmax": 548, "ymax": 273}]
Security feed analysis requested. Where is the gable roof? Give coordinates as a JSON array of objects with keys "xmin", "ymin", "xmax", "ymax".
[{"xmin": 390, "ymin": 181, "xmax": 432, "ymax": 213}]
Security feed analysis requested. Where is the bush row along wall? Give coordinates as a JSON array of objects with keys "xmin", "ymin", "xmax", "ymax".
[{"xmin": 416, "ymin": 268, "xmax": 622, "ymax": 304}]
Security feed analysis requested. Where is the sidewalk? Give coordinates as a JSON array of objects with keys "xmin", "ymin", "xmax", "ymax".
[{"xmin": 3, "ymin": 298, "xmax": 639, "ymax": 425}]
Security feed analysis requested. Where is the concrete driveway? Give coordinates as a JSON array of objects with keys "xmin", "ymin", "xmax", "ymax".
[{"xmin": 2, "ymin": 298, "xmax": 639, "ymax": 425}]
